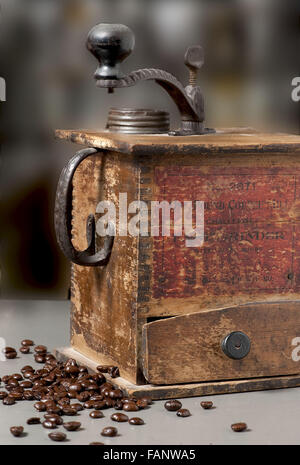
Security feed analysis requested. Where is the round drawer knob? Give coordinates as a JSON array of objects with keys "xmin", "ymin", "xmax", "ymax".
[{"xmin": 221, "ymin": 331, "xmax": 251, "ymax": 360}]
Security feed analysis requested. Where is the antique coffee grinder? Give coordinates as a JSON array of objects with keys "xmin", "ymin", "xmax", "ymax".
[{"xmin": 54, "ymin": 23, "xmax": 300, "ymax": 399}]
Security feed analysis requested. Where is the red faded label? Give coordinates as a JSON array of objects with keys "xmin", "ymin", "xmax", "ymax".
[{"xmin": 152, "ymin": 166, "xmax": 300, "ymax": 300}]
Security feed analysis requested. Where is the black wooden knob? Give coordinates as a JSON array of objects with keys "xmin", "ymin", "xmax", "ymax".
[
  {"xmin": 221, "ymin": 331, "xmax": 251, "ymax": 360},
  {"xmin": 86, "ymin": 23, "xmax": 135, "ymax": 80}
]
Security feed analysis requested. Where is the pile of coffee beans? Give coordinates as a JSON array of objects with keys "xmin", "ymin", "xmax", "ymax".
[
  {"xmin": 1, "ymin": 341, "xmax": 152, "ymax": 444},
  {"xmin": 1, "ymin": 340, "xmax": 248, "ymax": 443}
]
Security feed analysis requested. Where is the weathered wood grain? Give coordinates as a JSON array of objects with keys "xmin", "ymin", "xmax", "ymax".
[{"xmin": 142, "ymin": 301, "xmax": 300, "ymax": 385}]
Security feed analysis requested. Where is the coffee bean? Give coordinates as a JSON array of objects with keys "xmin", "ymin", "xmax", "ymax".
[
  {"xmin": 10, "ymin": 426, "xmax": 23, "ymax": 437},
  {"xmin": 9, "ymin": 391, "xmax": 23, "ymax": 401},
  {"xmin": 177, "ymin": 409, "xmax": 191, "ymax": 417},
  {"xmin": 21, "ymin": 365, "xmax": 34, "ymax": 374},
  {"xmin": 111, "ymin": 413, "xmax": 128, "ymax": 422},
  {"xmin": 44, "ymin": 414, "xmax": 63, "ymax": 425},
  {"xmin": 3, "ymin": 347, "xmax": 16, "ymax": 354},
  {"xmin": 27, "ymin": 417, "xmax": 40, "ymax": 425},
  {"xmin": 34, "ymin": 345, "xmax": 47, "ymax": 354},
  {"xmin": 123, "ymin": 402, "xmax": 139, "ymax": 412},
  {"xmin": 62, "ymin": 406, "xmax": 77, "ymax": 416},
  {"xmin": 19, "ymin": 347, "xmax": 30, "ymax": 354},
  {"xmin": 164, "ymin": 400, "xmax": 182, "ymax": 411},
  {"xmin": 89, "ymin": 442, "xmax": 104, "ymax": 445},
  {"xmin": 136, "ymin": 399, "xmax": 148, "ymax": 409},
  {"xmin": 71, "ymin": 403, "xmax": 83, "ymax": 412},
  {"xmin": 6, "ymin": 351, "xmax": 17, "ymax": 359},
  {"xmin": 2, "ymin": 375, "xmax": 12, "ymax": 384},
  {"xmin": 0, "ymin": 391, "xmax": 8, "ymax": 400},
  {"xmin": 48, "ymin": 432, "xmax": 66, "ymax": 442},
  {"xmin": 42, "ymin": 420, "xmax": 57, "ymax": 429},
  {"xmin": 23, "ymin": 390, "xmax": 35, "ymax": 400},
  {"xmin": 77, "ymin": 391, "xmax": 90, "ymax": 402},
  {"xmin": 34, "ymin": 354, "xmax": 46, "ymax": 364},
  {"xmin": 101, "ymin": 426, "xmax": 118, "ymax": 437},
  {"xmin": 109, "ymin": 367, "xmax": 120, "ymax": 378},
  {"xmin": 63, "ymin": 421, "xmax": 81, "ymax": 431},
  {"xmin": 109, "ymin": 389, "xmax": 123, "ymax": 399},
  {"xmin": 90, "ymin": 410, "xmax": 104, "ymax": 419},
  {"xmin": 128, "ymin": 417, "xmax": 144, "ymax": 425},
  {"xmin": 200, "ymin": 401, "xmax": 213, "ymax": 410},
  {"xmin": 96, "ymin": 365, "xmax": 110, "ymax": 373},
  {"xmin": 21, "ymin": 339, "xmax": 34, "ymax": 346},
  {"xmin": 11, "ymin": 373, "xmax": 23, "ymax": 381},
  {"xmin": 83, "ymin": 400, "xmax": 95, "ymax": 409},
  {"xmin": 19, "ymin": 380, "xmax": 32, "ymax": 389},
  {"xmin": 3, "ymin": 397, "xmax": 15, "ymax": 405},
  {"xmin": 65, "ymin": 365, "xmax": 79, "ymax": 376},
  {"xmin": 231, "ymin": 422, "xmax": 247, "ymax": 432},
  {"xmin": 46, "ymin": 406, "xmax": 62, "ymax": 415},
  {"xmin": 34, "ymin": 401, "xmax": 46, "ymax": 412}
]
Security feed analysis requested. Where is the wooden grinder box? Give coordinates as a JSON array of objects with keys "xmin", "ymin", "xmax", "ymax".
[{"xmin": 54, "ymin": 24, "xmax": 300, "ymax": 399}]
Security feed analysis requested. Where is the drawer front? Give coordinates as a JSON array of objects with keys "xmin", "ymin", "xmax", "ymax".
[{"xmin": 142, "ymin": 301, "xmax": 300, "ymax": 385}]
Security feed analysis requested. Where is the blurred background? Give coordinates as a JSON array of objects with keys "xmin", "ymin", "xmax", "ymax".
[{"xmin": 0, "ymin": 0, "xmax": 299, "ymax": 299}]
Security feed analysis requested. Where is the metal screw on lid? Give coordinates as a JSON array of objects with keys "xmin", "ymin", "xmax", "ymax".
[{"xmin": 106, "ymin": 108, "xmax": 170, "ymax": 134}]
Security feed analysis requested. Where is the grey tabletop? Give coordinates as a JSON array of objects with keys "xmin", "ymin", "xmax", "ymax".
[{"xmin": 0, "ymin": 299, "xmax": 299, "ymax": 446}]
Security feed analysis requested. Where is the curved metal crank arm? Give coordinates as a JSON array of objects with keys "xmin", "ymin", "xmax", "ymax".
[{"xmin": 54, "ymin": 147, "xmax": 114, "ymax": 267}]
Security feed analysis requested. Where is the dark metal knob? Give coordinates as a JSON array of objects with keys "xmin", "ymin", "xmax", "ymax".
[
  {"xmin": 221, "ymin": 331, "xmax": 251, "ymax": 360},
  {"xmin": 184, "ymin": 45, "xmax": 204, "ymax": 86},
  {"xmin": 86, "ymin": 23, "xmax": 135, "ymax": 80}
]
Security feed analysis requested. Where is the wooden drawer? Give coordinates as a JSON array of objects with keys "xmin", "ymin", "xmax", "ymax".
[{"xmin": 142, "ymin": 301, "xmax": 300, "ymax": 385}]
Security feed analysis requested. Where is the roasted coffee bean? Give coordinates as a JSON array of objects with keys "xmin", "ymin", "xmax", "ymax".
[
  {"xmin": 3, "ymin": 347, "xmax": 16, "ymax": 354},
  {"xmin": 96, "ymin": 365, "xmax": 110, "ymax": 373},
  {"xmin": 89, "ymin": 442, "xmax": 104, "ymax": 445},
  {"xmin": 129, "ymin": 417, "xmax": 144, "ymax": 425},
  {"xmin": 19, "ymin": 347, "xmax": 30, "ymax": 354},
  {"xmin": 0, "ymin": 391, "xmax": 8, "ymax": 400},
  {"xmin": 109, "ymin": 389, "xmax": 123, "ymax": 399},
  {"xmin": 71, "ymin": 403, "xmax": 83, "ymax": 412},
  {"xmin": 231, "ymin": 422, "xmax": 247, "ymax": 432},
  {"xmin": 89, "ymin": 410, "xmax": 104, "ymax": 419},
  {"xmin": 65, "ymin": 365, "xmax": 79, "ymax": 376},
  {"xmin": 2, "ymin": 375, "xmax": 12, "ymax": 384},
  {"xmin": 63, "ymin": 421, "xmax": 81, "ymax": 431},
  {"xmin": 21, "ymin": 339, "xmax": 34, "ymax": 347},
  {"xmin": 101, "ymin": 426, "xmax": 118, "ymax": 437},
  {"xmin": 114, "ymin": 400, "xmax": 123, "ymax": 410},
  {"xmin": 164, "ymin": 400, "xmax": 182, "ymax": 412},
  {"xmin": 42, "ymin": 420, "xmax": 57, "ymax": 429},
  {"xmin": 19, "ymin": 380, "xmax": 33, "ymax": 389},
  {"xmin": 23, "ymin": 371, "xmax": 35, "ymax": 379},
  {"xmin": 90, "ymin": 394, "xmax": 104, "ymax": 402},
  {"xmin": 177, "ymin": 409, "xmax": 191, "ymax": 417},
  {"xmin": 27, "ymin": 417, "xmax": 41, "ymax": 425},
  {"xmin": 23, "ymin": 390, "xmax": 35, "ymax": 400},
  {"xmin": 3, "ymin": 397, "xmax": 15, "ymax": 405},
  {"xmin": 7, "ymin": 379, "xmax": 19, "ymax": 388},
  {"xmin": 6, "ymin": 351, "xmax": 17, "ymax": 359},
  {"xmin": 68, "ymin": 383, "xmax": 82, "ymax": 393},
  {"xmin": 34, "ymin": 354, "xmax": 46, "ymax": 364},
  {"xmin": 21, "ymin": 365, "xmax": 34, "ymax": 374},
  {"xmin": 77, "ymin": 391, "xmax": 90, "ymax": 402},
  {"xmin": 45, "ymin": 354, "xmax": 56, "ymax": 361},
  {"xmin": 200, "ymin": 401, "xmax": 213, "ymax": 410},
  {"xmin": 62, "ymin": 406, "xmax": 77, "ymax": 416},
  {"xmin": 9, "ymin": 392, "xmax": 23, "ymax": 401},
  {"xmin": 83, "ymin": 400, "xmax": 95, "ymax": 409},
  {"xmin": 11, "ymin": 373, "xmax": 23, "ymax": 381},
  {"xmin": 10, "ymin": 426, "xmax": 23, "ymax": 437},
  {"xmin": 111, "ymin": 413, "xmax": 128, "ymax": 422},
  {"xmin": 34, "ymin": 401, "xmax": 46, "ymax": 412},
  {"xmin": 78, "ymin": 366, "xmax": 88, "ymax": 373},
  {"xmin": 34, "ymin": 345, "xmax": 47, "ymax": 354},
  {"xmin": 109, "ymin": 367, "xmax": 120, "ymax": 378},
  {"xmin": 123, "ymin": 402, "xmax": 139, "ymax": 412},
  {"xmin": 136, "ymin": 399, "xmax": 148, "ymax": 409},
  {"xmin": 44, "ymin": 414, "xmax": 63, "ymax": 425},
  {"xmin": 48, "ymin": 432, "xmax": 66, "ymax": 442},
  {"xmin": 94, "ymin": 400, "xmax": 108, "ymax": 410}
]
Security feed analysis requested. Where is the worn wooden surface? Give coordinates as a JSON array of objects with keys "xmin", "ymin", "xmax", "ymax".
[
  {"xmin": 142, "ymin": 301, "xmax": 300, "ymax": 385},
  {"xmin": 70, "ymin": 151, "xmax": 140, "ymax": 383},
  {"xmin": 55, "ymin": 128, "xmax": 300, "ymax": 155},
  {"xmin": 55, "ymin": 346, "xmax": 300, "ymax": 400}
]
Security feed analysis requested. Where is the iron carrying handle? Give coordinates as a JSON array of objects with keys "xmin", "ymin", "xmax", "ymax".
[{"xmin": 54, "ymin": 147, "xmax": 114, "ymax": 266}]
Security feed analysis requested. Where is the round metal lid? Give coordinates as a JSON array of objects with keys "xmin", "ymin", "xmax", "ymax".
[{"xmin": 106, "ymin": 107, "xmax": 170, "ymax": 134}]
